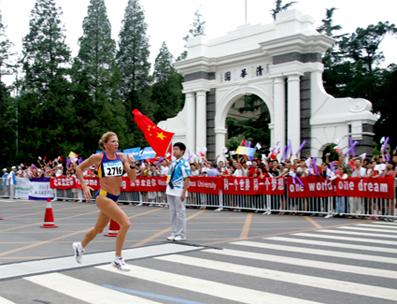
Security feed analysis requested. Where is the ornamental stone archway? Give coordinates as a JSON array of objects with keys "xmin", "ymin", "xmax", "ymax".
[{"xmin": 158, "ymin": 10, "xmax": 378, "ymax": 160}]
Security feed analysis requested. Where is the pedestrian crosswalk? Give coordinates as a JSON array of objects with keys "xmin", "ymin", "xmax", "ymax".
[{"xmin": 1, "ymin": 221, "xmax": 397, "ymax": 304}]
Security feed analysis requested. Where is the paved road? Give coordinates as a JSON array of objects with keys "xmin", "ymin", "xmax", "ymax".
[{"xmin": 0, "ymin": 199, "xmax": 396, "ymax": 303}]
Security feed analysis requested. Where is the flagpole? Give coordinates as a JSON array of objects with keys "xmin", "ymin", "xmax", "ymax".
[{"xmin": 165, "ymin": 135, "xmax": 174, "ymax": 158}]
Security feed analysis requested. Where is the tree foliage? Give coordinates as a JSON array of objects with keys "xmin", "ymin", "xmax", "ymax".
[
  {"xmin": 72, "ymin": 0, "xmax": 128, "ymax": 155},
  {"xmin": 0, "ymin": 11, "xmax": 14, "ymax": 83},
  {"xmin": 177, "ymin": 9, "xmax": 206, "ymax": 61},
  {"xmin": 151, "ymin": 42, "xmax": 183, "ymax": 122},
  {"xmin": 226, "ymin": 95, "xmax": 270, "ymax": 151},
  {"xmin": 117, "ymin": 0, "xmax": 152, "ymax": 146},
  {"xmin": 271, "ymin": 0, "xmax": 297, "ymax": 20},
  {"xmin": 18, "ymin": 0, "xmax": 74, "ymax": 161},
  {"xmin": 318, "ymin": 8, "xmax": 397, "ymax": 148}
]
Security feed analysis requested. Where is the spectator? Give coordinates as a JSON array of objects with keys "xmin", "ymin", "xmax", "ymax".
[
  {"xmin": 160, "ymin": 159, "xmax": 169, "ymax": 176},
  {"xmin": 374, "ymin": 156, "xmax": 386, "ymax": 176},
  {"xmin": 233, "ymin": 162, "xmax": 245, "ymax": 177},
  {"xmin": 335, "ymin": 166, "xmax": 347, "ymax": 216},
  {"xmin": 1, "ymin": 168, "xmax": 8, "ymax": 196},
  {"xmin": 206, "ymin": 162, "xmax": 219, "ymax": 177},
  {"xmin": 247, "ymin": 160, "xmax": 259, "ymax": 177},
  {"xmin": 7, "ymin": 166, "xmax": 17, "ymax": 199},
  {"xmin": 350, "ymin": 158, "xmax": 366, "ymax": 216}
]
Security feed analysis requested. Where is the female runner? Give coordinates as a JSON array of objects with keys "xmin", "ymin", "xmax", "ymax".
[{"xmin": 72, "ymin": 131, "xmax": 136, "ymax": 271}]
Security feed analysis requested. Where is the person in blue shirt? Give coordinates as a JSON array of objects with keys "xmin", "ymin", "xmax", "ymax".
[
  {"xmin": 1, "ymin": 168, "xmax": 8, "ymax": 196},
  {"xmin": 166, "ymin": 142, "xmax": 191, "ymax": 241}
]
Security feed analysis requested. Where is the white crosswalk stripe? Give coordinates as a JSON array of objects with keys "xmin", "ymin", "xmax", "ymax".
[
  {"xmin": 233, "ymin": 240, "xmax": 397, "ymax": 264},
  {"xmin": 0, "ymin": 296, "xmax": 16, "ymax": 304},
  {"xmin": 96, "ymin": 264, "xmax": 323, "ymax": 304},
  {"xmin": 268, "ymin": 236, "xmax": 397, "ymax": 253},
  {"xmin": 292, "ymin": 232, "xmax": 397, "ymax": 245},
  {"xmin": 155, "ymin": 254, "xmax": 397, "ymax": 301},
  {"xmin": 4, "ymin": 222, "xmax": 395, "ymax": 304},
  {"xmin": 337, "ymin": 226, "xmax": 397, "ymax": 234},
  {"xmin": 202, "ymin": 247, "xmax": 397, "ymax": 279},
  {"xmin": 317, "ymin": 228, "xmax": 397, "ymax": 239},
  {"xmin": 369, "ymin": 221, "xmax": 397, "ymax": 226},
  {"xmin": 26, "ymin": 273, "xmax": 161, "ymax": 304},
  {"xmin": 357, "ymin": 223, "xmax": 397, "ymax": 230}
]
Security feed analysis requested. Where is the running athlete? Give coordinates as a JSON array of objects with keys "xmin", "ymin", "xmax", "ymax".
[{"xmin": 72, "ymin": 131, "xmax": 136, "ymax": 271}]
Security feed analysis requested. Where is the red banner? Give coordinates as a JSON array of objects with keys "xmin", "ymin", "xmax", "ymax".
[
  {"xmin": 287, "ymin": 176, "xmax": 395, "ymax": 199},
  {"xmin": 286, "ymin": 176, "xmax": 334, "ymax": 198},
  {"xmin": 188, "ymin": 176, "xmax": 221, "ymax": 194},
  {"xmin": 222, "ymin": 176, "xmax": 285, "ymax": 195},
  {"xmin": 121, "ymin": 176, "xmax": 167, "ymax": 192},
  {"xmin": 50, "ymin": 175, "xmax": 394, "ymax": 199},
  {"xmin": 74, "ymin": 176, "xmax": 100, "ymax": 190},
  {"xmin": 50, "ymin": 176, "xmax": 76, "ymax": 190},
  {"xmin": 335, "ymin": 177, "xmax": 394, "ymax": 199}
]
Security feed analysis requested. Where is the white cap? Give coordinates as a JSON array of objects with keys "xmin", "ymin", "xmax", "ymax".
[{"xmin": 246, "ymin": 161, "xmax": 252, "ymax": 166}]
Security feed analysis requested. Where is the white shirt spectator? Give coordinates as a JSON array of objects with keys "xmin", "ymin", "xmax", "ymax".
[
  {"xmin": 233, "ymin": 168, "xmax": 245, "ymax": 177},
  {"xmin": 160, "ymin": 165, "xmax": 169, "ymax": 176},
  {"xmin": 352, "ymin": 167, "xmax": 366, "ymax": 177}
]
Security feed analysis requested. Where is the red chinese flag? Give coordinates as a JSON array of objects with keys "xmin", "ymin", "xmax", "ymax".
[{"xmin": 132, "ymin": 109, "xmax": 174, "ymax": 157}]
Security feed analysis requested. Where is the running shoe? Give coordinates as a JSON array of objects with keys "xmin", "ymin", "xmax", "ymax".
[
  {"xmin": 72, "ymin": 242, "xmax": 84, "ymax": 264},
  {"xmin": 111, "ymin": 256, "xmax": 130, "ymax": 271},
  {"xmin": 174, "ymin": 235, "xmax": 186, "ymax": 241},
  {"xmin": 166, "ymin": 234, "xmax": 175, "ymax": 241}
]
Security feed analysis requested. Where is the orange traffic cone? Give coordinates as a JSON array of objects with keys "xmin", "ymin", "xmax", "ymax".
[
  {"xmin": 105, "ymin": 219, "xmax": 119, "ymax": 237},
  {"xmin": 41, "ymin": 198, "xmax": 58, "ymax": 228}
]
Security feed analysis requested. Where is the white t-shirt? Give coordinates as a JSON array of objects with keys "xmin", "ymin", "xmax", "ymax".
[
  {"xmin": 352, "ymin": 167, "xmax": 366, "ymax": 177},
  {"xmin": 233, "ymin": 169, "xmax": 245, "ymax": 177},
  {"xmin": 7, "ymin": 171, "xmax": 16, "ymax": 185},
  {"xmin": 160, "ymin": 165, "xmax": 169, "ymax": 176}
]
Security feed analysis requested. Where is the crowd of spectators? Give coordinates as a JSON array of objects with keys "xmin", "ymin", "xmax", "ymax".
[
  {"xmin": 2, "ymin": 148, "xmax": 397, "ymax": 184},
  {"xmin": 1, "ymin": 148, "xmax": 396, "ymax": 219}
]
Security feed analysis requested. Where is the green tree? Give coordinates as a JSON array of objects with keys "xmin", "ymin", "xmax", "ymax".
[
  {"xmin": 340, "ymin": 21, "xmax": 397, "ymax": 73},
  {"xmin": 317, "ymin": 8, "xmax": 348, "ymax": 95},
  {"xmin": 117, "ymin": 0, "xmax": 151, "ymax": 112},
  {"xmin": 271, "ymin": 0, "xmax": 297, "ymax": 20},
  {"xmin": 0, "ymin": 10, "xmax": 14, "ymax": 83},
  {"xmin": 19, "ymin": 0, "xmax": 74, "ymax": 161},
  {"xmin": 226, "ymin": 95, "xmax": 270, "ymax": 152},
  {"xmin": 177, "ymin": 9, "xmax": 206, "ymax": 61},
  {"xmin": 151, "ymin": 42, "xmax": 183, "ymax": 122},
  {"xmin": 0, "ymin": 10, "xmax": 17, "ymax": 166},
  {"xmin": 0, "ymin": 83, "xmax": 15, "ymax": 167},
  {"xmin": 72, "ymin": 0, "xmax": 128, "ymax": 155},
  {"xmin": 319, "ymin": 15, "xmax": 397, "ymax": 148},
  {"xmin": 373, "ymin": 65, "xmax": 397, "ymax": 148},
  {"xmin": 117, "ymin": 0, "xmax": 152, "ymax": 146}
]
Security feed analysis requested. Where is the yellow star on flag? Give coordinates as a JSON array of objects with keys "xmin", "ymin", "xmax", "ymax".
[{"xmin": 156, "ymin": 132, "xmax": 166, "ymax": 140}]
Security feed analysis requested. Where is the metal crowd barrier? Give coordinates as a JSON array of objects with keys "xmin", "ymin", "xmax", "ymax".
[
  {"xmin": 2, "ymin": 178, "xmax": 395, "ymax": 221},
  {"xmin": 0, "ymin": 181, "xmax": 9, "ymax": 198},
  {"xmin": 49, "ymin": 186, "xmax": 397, "ymax": 221}
]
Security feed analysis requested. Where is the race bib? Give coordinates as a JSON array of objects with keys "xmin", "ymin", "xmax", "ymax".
[{"xmin": 103, "ymin": 160, "xmax": 123, "ymax": 177}]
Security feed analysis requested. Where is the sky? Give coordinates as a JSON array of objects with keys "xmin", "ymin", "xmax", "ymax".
[{"xmin": 0, "ymin": 0, "xmax": 396, "ymax": 85}]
